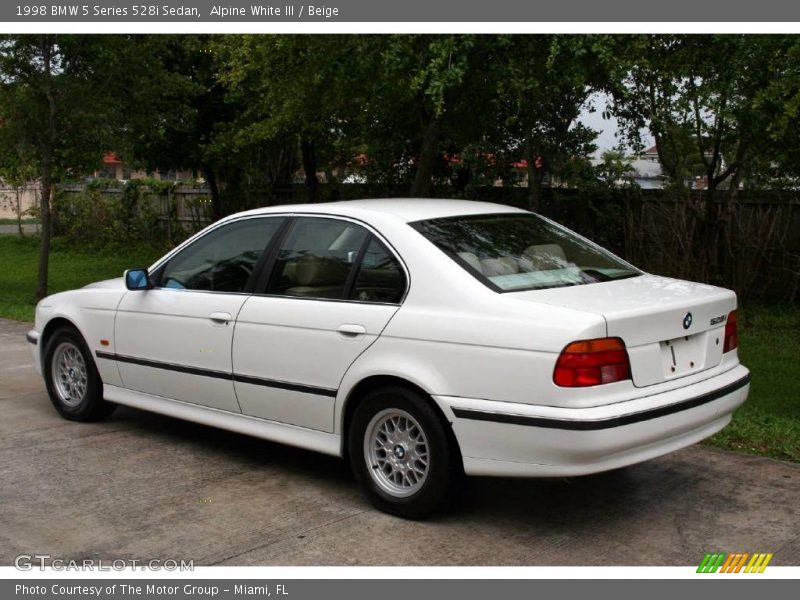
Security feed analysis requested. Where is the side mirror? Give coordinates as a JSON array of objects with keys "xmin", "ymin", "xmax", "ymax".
[{"xmin": 124, "ymin": 268, "xmax": 153, "ymax": 291}]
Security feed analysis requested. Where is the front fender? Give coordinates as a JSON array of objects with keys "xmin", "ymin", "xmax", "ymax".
[{"xmin": 35, "ymin": 287, "xmax": 127, "ymax": 386}]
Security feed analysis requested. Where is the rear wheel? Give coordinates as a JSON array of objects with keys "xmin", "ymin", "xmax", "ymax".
[
  {"xmin": 348, "ymin": 386, "xmax": 462, "ymax": 519},
  {"xmin": 43, "ymin": 326, "xmax": 116, "ymax": 422}
]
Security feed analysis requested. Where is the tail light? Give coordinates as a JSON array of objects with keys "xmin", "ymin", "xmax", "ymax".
[
  {"xmin": 723, "ymin": 310, "xmax": 738, "ymax": 353},
  {"xmin": 553, "ymin": 337, "xmax": 632, "ymax": 387}
]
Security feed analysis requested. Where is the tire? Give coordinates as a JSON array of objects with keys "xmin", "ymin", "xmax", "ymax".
[
  {"xmin": 43, "ymin": 326, "xmax": 116, "ymax": 422},
  {"xmin": 348, "ymin": 386, "xmax": 462, "ymax": 519}
]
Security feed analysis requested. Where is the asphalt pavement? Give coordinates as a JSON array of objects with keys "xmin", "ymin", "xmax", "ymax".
[{"xmin": 1, "ymin": 318, "xmax": 798, "ymax": 566}]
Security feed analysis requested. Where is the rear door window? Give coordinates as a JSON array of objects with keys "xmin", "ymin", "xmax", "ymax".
[
  {"xmin": 267, "ymin": 217, "xmax": 368, "ymax": 300},
  {"xmin": 351, "ymin": 238, "xmax": 406, "ymax": 304},
  {"xmin": 265, "ymin": 217, "xmax": 406, "ymax": 303}
]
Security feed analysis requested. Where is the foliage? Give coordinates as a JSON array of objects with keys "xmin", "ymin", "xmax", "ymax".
[
  {"xmin": 485, "ymin": 36, "xmax": 607, "ymax": 209},
  {"xmin": 594, "ymin": 150, "xmax": 638, "ymax": 188},
  {"xmin": 0, "ymin": 145, "xmax": 37, "ymax": 233},
  {"xmin": 52, "ymin": 181, "xmax": 177, "ymax": 251},
  {"xmin": 0, "ymin": 35, "xmax": 170, "ymax": 298},
  {"xmin": 610, "ymin": 35, "xmax": 791, "ymax": 192},
  {"xmin": 608, "ymin": 35, "xmax": 800, "ymax": 286},
  {"xmin": 3, "ymin": 34, "xmax": 800, "ymax": 303}
]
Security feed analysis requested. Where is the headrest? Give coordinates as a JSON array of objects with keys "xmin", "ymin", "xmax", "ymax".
[
  {"xmin": 522, "ymin": 244, "xmax": 567, "ymax": 270},
  {"xmin": 457, "ymin": 251, "xmax": 484, "ymax": 273},
  {"xmin": 294, "ymin": 255, "xmax": 348, "ymax": 286},
  {"xmin": 480, "ymin": 256, "xmax": 519, "ymax": 277}
]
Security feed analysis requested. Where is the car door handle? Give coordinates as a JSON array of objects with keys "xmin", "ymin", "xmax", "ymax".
[
  {"xmin": 209, "ymin": 312, "xmax": 232, "ymax": 325},
  {"xmin": 337, "ymin": 324, "xmax": 367, "ymax": 337}
]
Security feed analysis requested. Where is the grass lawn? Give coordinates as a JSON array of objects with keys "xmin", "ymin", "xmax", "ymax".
[
  {"xmin": 707, "ymin": 307, "xmax": 800, "ymax": 462},
  {"xmin": 0, "ymin": 234, "xmax": 162, "ymax": 321},
  {"xmin": 1, "ymin": 233, "xmax": 798, "ymax": 463}
]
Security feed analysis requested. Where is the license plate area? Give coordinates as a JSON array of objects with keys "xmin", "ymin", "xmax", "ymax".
[{"xmin": 661, "ymin": 333, "xmax": 707, "ymax": 379}]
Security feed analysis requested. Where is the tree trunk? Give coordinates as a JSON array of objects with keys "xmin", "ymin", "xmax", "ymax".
[
  {"xmin": 699, "ymin": 180, "xmax": 722, "ymax": 283},
  {"xmin": 205, "ymin": 167, "xmax": 223, "ymax": 221},
  {"xmin": 526, "ymin": 141, "xmax": 543, "ymax": 213},
  {"xmin": 15, "ymin": 187, "xmax": 23, "ymax": 236},
  {"xmin": 410, "ymin": 118, "xmax": 440, "ymax": 198},
  {"xmin": 36, "ymin": 37, "xmax": 55, "ymax": 302},
  {"xmin": 35, "ymin": 158, "xmax": 52, "ymax": 301},
  {"xmin": 301, "ymin": 138, "xmax": 320, "ymax": 203}
]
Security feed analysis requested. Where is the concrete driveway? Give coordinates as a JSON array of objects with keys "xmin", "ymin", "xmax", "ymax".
[{"xmin": 1, "ymin": 318, "xmax": 798, "ymax": 566}]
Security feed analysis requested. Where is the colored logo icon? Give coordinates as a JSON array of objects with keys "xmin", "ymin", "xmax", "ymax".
[{"xmin": 697, "ymin": 552, "xmax": 773, "ymax": 573}]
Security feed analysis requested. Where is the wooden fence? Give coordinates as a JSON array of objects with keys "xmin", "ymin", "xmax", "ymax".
[{"xmin": 57, "ymin": 183, "xmax": 800, "ymax": 302}]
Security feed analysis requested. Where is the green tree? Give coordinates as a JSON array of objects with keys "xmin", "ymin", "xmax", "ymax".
[
  {"xmin": 609, "ymin": 35, "xmax": 799, "ymax": 280},
  {"xmin": 214, "ymin": 35, "xmax": 371, "ymax": 204},
  {"xmin": 123, "ymin": 35, "xmax": 234, "ymax": 219},
  {"xmin": 0, "ymin": 142, "xmax": 37, "ymax": 234},
  {"xmin": 595, "ymin": 149, "xmax": 637, "ymax": 188},
  {"xmin": 747, "ymin": 36, "xmax": 800, "ymax": 186},
  {"xmin": 355, "ymin": 35, "xmax": 489, "ymax": 196},
  {"xmin": 0, "ymin": 35, "xmax": 142, "ymax": 299},
  {"xmin": 489, "ymin": 35, "xmax": 606, "ymax": 210}
]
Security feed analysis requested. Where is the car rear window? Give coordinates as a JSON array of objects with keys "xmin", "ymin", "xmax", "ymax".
[{"xmin": 411, "ymin": 212, "xmax": 641, "ymax": 292}]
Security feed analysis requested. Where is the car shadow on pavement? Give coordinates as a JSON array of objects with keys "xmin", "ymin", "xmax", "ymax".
[{"xmin": 109, "ymin": 403, "xmax": 703, "ymax": 531}]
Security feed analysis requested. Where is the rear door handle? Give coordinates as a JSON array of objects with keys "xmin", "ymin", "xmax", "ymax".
[
  {"xmin": 337, "ymin": 324, "xmax": 367, "ymax": 338},
  {"xmin": 209, "ymin": 311, "xmax": 232, "ymax": 325}
]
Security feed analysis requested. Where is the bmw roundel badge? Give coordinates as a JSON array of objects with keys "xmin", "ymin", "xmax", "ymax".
[{"xmin": 683, "ymin": 312, "xmax": 693, "ymax": 330}]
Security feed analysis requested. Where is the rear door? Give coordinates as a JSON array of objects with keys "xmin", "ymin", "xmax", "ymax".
[
  {"xmin": 113, "ymin": 216, "xmax": 286, "ymax": 412},
  {"xmin": 232, "ymin": 216, "xmax": 406, "ymax": 432}
]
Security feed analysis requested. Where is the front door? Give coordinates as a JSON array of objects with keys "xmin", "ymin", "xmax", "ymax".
[{"xmin": 114, "ymin": 216, "xmax": 286, "ymax": 412}]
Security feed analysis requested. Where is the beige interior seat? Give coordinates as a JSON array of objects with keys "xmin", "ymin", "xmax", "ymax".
[
  {"xmin": 285, "ymin": 255, "xmax": 348, "ymax": 298},
  {"xmin": 457, "ymin": 251, "xmax": 484, "ymax": 274},
  {"xmin": 480, "ymin": 255, "xmax": 519, "ymax": 277},
  {"xmin": 521, "ymin": 244, "xmax": 567, "ymax": 271}
]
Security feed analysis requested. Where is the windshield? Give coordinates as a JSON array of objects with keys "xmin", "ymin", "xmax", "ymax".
[{"xmin": 411, "ymin": 212, "xmax": 641, "ymax": 292}]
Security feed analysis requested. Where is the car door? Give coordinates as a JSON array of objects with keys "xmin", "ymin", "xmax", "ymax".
[
  {"xmin": 114, "ymin": 216, "xmax": 287, "ymax": 413},
  {"xmin": 232, "ymin": 216, "xmax": 407, "ymax": 432}
]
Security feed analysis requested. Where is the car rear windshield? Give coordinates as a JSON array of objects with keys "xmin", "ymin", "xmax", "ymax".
[{"xmin": 411, "ymin": 212, "xmax": 641, "ymax": 292}]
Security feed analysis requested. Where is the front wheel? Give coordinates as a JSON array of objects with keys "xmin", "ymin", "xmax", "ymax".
[
  {"xmin": 43, "ymin": 326, "xmax": 116, "ymax": 422},
  {"xmin": 348, "ymin": 386, "xmax": 462, "ymax": 519}
]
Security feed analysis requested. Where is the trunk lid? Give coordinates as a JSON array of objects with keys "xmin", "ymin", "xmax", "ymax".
[{"xmin": 514, "ymin": 274, "xmax": 736, "ymax": 387}]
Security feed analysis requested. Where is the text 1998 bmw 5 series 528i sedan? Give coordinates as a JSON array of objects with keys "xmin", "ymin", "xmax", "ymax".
[{"xmin": 28, "ymin": 199, "xmax": 750, "ymax": 518}]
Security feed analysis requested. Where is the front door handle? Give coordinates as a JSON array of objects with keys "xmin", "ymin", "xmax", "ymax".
[
  {"xmin": 337, "ymin": 323, "xmax": 367, "ymax": 338},
  {"xmin": 209, "ymin": 311, "xmax": 232, "ymax": 325}
]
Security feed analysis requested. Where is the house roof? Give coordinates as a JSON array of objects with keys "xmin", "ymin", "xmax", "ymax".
[{"xmin": 102, "ymin": 152, "xmax": 123, "ymax": 165}]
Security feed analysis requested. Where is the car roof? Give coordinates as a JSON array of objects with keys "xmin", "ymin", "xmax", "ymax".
[{"xmin": 234, "ymin": 198, "xmax": 527, "ymax": 223}]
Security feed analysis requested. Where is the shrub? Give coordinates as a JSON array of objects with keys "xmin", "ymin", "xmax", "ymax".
[{"xmin": 52, "ymin": 179, "xmax": 186, "ymax": 252}]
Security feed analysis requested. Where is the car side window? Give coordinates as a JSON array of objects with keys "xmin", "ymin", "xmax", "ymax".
[
  {"xmin": 267, "ymin": 217, "xmax": 369, "ymax": 300},
  {"xmin": 158, "ymin": 217, "xmax": 284, "ymax": 293},
  {"xmin": 351, "ymin": 238, "xmax": 406, "ymax": 304}
]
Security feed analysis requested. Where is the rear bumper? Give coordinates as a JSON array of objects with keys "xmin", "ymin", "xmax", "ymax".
[{"xmin": 435, "ymin": 364, "xmax": 750, "ymax": 477}]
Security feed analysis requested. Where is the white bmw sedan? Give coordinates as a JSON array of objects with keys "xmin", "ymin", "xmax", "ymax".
[{"xmin": 28, "ymin": 199, "xmax": 750, "ymax": 518}]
